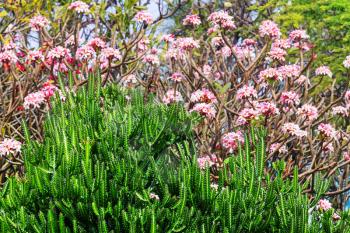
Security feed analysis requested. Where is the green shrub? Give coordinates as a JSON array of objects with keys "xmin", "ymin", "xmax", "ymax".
[{"xmin": 0, "ymin": 76, "xmax": 349, "ymax": 232}]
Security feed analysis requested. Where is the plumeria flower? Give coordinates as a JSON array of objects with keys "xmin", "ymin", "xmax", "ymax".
[
  {"xmin": 183, "ymin": 14, "xmax": 201, "ymax": 26},
  {"xmin": 161, "ymin": 34, "xmax": 175, "ymax": 43},
  {"xmin": 343, "ymin": 55, "xmax": 350, "ymax": 68},
  {"xmin": 278, "ymin": 65, "xmax": 300, "ymax": 79},
  {"xmin": 282, "ymin": 123, "xmax": 307, "ymax": 138},
  {"xmin": 280, "ymin": 91, "xmax": 300, "ymax": 106},
  {"xmin": 236, "ymin": 85, "xmax": 258, "ymax": 100},
  {"xmin": 190, "ymin": 88, "xmax": 217, "ymax": 104},
  {"xmin": 288, "ymin": 30, "xmax": 309, "ymax": 43},
  {"xmin": 175, "ymin": 37, "xmax": 200, "ymax": 51},
  {"xmin": 197, "ymin": 155, "xmax": 215, "ymax": 169},
  {"xmin": 258, "ymin": 68, "xmax": 281, "ymax": 82},
  {"xmin": 87, "ymin": 38, "xmax": 106, "ymax": 50},
  {"xmin": 143, "ymin": 53, "xmax": 160, "ymax": 66},
  {"xmin": 0, "ymin": 50, "xmax": 18, "ymax": 66},
  {"xmin": 191, "ymin": 103, "xmax": 216, "ymax": 119},
  {"xmin": 47, "ymin": 46, "xmax": 71, "ymax": 61},
  {"xmin": 332, "ymin": 106, "xmax": 348, "ymax": 117},
  {"xmin": 317, "ymin": 199, "xmax": 332, "ymax": 212},
  {"xmin": 76, "ymin": 45, "xmax": 96, "ymax": 61},
  {"xmin": 272, "ymin": 39, "xmax": 291, "ymax": 49},
  {"xmin": 256, "ymin": 102, "xmax": 280, "ymax": 117},
  {"xmin": 68, "ymin": 1, "xmax": 90, "ymax": 13},
  {"xmin": 99, "ymin": 47, "xmax": 122, "ymax": 62},
  {"xmin": 208, "ymin": 11, "xmax": 235, "ymax": 30},
  {"xmin": 169, "ymin": 72, "xmax": 184, "ymax": 82},
  {"xmin": 343, "ymin": 152, "xmax": 350, "ymax": 161},
  {"xmin": 0, "ymin": 138, "xmax": 21, "ymax": 157},
  {"xmin": 137, "ymin": 38, "xmax": 150, "ymax": 52},
  {"xmin": 222, "ymin": 131, "xmax": 244, "ymax": 152},
  {"xmin": 149, "ymin": 193, "xmax": 160, "ymax": 201},
  {"xmin": 29, "ymin": 15, "xmax": 49, "ymax": 31},
  {"xmin": 269, "ymin": 143, "xmax": 288, "ymax": 154},
  {"xmin": 237, "ymin": 108, "xmax": 260, "ymax": 125},
  {"xmin": 162, "ymin": 89, "xmax": 183, "ymax": 104},
  {"xmin": 259, "ymin": 20, "xmax": 281, "ymax": 39},
  {"xmin": 26, "ymin": 50, "xmax": 44, "ymax": 64},
  {"xmin": 134, "ymin": 11, "xmax": 153, "ymax": 25},
  {"xmin": 23, "ymin": 91, "xmax": 45, "ymax": 109},
  {"xmin": 268, "ymin": 47, "xmax": 287, "ymax": 62},
  {"xmin": 315, "ymin": 66, "xmax": 332, "ymax": 78},
  {"xmin": 318, "ymin": 123, "xmax": 337, "ymax": 139},
  {"xmin": 297, "ymin": 104, "xmax": 318, "ymax": 121}
]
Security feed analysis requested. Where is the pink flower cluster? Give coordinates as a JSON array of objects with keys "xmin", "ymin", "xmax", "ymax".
[
  {"xmin": 170, "ymin": 72, "xmax": 184, "ymax": 82},
  {"xmin": 197, "ymin": 155, "xmax": 215, "ymax": 169},
  {"xmin": 47, "ymin": 46, "xmax": 71, "ymax": 61},
  {"xmin": 332, "ymin": 106, "xmax": 348, "ymax": 117},
  {"xmin": 87, "ymin": 37, "xmax": 106, "ymax": 50},
  {"xmin": 0, "ymin": 138, "xmax": 21, "ymax": 157},
  {"xmin": 29, "ymin": 15, "xmax": 50, "ymax": 31},
  {"xmin": 269, "ymin": 143, "xmax": 288, "ymax": 154},
  {"xmin": 68, "ymin": 1, "xmax": 90, "ymax": 13},
  {"xmin": 282, "ymin": 123, "xmax": 307, "ymax": 138},
  {"xmin": 343, "ymin": 55, "xmax": 350, "ymax": 68},
  {"xmin": 0, "ymin": 50, "xmax": 18, "ymax": 66},
  {"xmin": 76, "ymin": 45, "xmax": 96, "ymax": 61},
  {"xmin": 315, "ymin": 66, "xmax": 332, "ymax": 78},
  {"xmin": 318, "ymin": 123, "xmax": 337, "ymax": 139},
  {"xmin": 191, "ymin": 103, "xmax": 217, "ymax": 119},
  {"xmin": 26, "ymin": 50, "xmax": 44, "ymax": 63},
  {"xmin": 183, "ymin": 14, "xmax": 201, "ymax": 26},
  {"xmin": 222, "ymin": 131, "xmax": 244, "ymax": 152},
  {"xmin": 175, "ymin": 37, "xmax": 200, "ymax": 51},
  {"xmin": 190, "ymin": 88, "xmax": 217, "ymax": 104},
  {"xmin": 134, "ymin": 11, "xmax": 153, "ymax": 25},
  {"xmin": 297, "ymin": 104, "xmax": 318, "ymax": 121},
  {"xmin": 259, "ymin": 20, "xmax": 281, "ymax": 39},
  {"xmin": 280, "ymin": 91, "xmax": 300, "ymax": 106},
  {"xmin": 162, "ymin": 89, "xmax": 183, "ymax": 104},
  {"xmin": 317, "ymin": 199, "xmax": 332, "ymax": 212},
  {"xmin": 208, "ymin": 11, "xmax": 236, "ymax": 30},
  {"xmin": 24, "ymin": 82, "xmax": 64, "ymax": 109},
  {"xmin": 236, "ymin": 85, "xmax": 257, "ymax": 100}
]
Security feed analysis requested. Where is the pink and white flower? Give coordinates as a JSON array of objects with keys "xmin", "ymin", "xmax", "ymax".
[
  {"xmin": 256, "ymin": 102, "xmax": 280, "ymax": 117},
  {"xmin": 29, "ymin": 15, "xmax": 49, "ymax": 31},
  {"xmin": 317, "ymin": 199, "xmax": 332, "ymax": 211},
  {"xmin": 183, "ymin": 14, "xmax": 201, "ymax": 26},
  {"xmin": 343, "ymin": 55, "xmax": 350, "ymax": 68},
  {"xmin": 134, "ymin": 11, "xmax": 153, "ymax": 25},
  {"xmin": 222, "ymin": 131, "xmax": 244, "ymax": 152},
  {"xmin": 318, "ymin": 123, "xmax": 337, "ymax": 139},
  {"xmin": 149, "ymin": 193, "xmax": 160, "ymax": 201},
  {"xmin": 169, "ymin": 72, "xmax": 184, "ymax": 82},
  {"xmin": 208, "ymin": 11, "xmax": 235, "ymax": 30},
  {"xmin": 26, "ymin": 50, "xmax": 44, "ymax": 63},
  {"xmin": 259, "ymin": 20, "xmax": 281, "ymax": 39},
  {"xmin": 236, "ymin": 85, "xmax": 257, "ymax": 100},
  {"xmin": 280, "ymin": 91, "xmax": 300, "ymax": 106},
  {"xmin": 68, "ymin": 1, "xmax": 89, "ymax": 13},
  {"xmin": 332, "ymin": 106, "xmax": 348, "ymax": 117},
  {"xmin": 191, "ymin": 103, "xmax": 216, "ymax": 119},
  {"xmin": 197, "ymin": 155, "xmax": 215, "ymax": 169},
  {"xmin": 297, "ymin": 104, "xmax": 318, "ymax": 121},
  {"xmin": 258, "ymin": 68, "xmax": 281, "ymax": 82},
  {"xmin": 99, "ymin": 47, "xmax": 122, "ymax": 61},
  {"xmin": 269, "ymin": 143, "xmax": 288, "ymax": 154},
  {"xmin": 190, "ymin": 88, "xmax": 217, "ymax": 104},
  {"xmin": 76, "ymin": 45, "xmax": 96, "ymax": 61},
  {"xmin": 315, "ymin": 66, "xmax": 332, "ymax": 78},
  {"xmin": 0, "ymin": 138, "xmax": 22, "ymax": 156},
  {"xmin": 162, "ymin": 89, "xmax": 183, "ymax": 104},
  {"xmin": 47, "ymin": 46, "xmax": 71, "ymax": 61},
  {"xmin": 282, "ymin": 123, "xmax": 307, "ymax": 138},
  {"xmin": 23, "ymin": 91, "xmax": 46, "ymax": 109},
  {"xmin": 87, "ymin": 38, "xmax": 106, "ymax": 50}
]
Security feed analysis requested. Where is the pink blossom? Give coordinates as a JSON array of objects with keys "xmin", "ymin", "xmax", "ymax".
[
  {"xmin": 318, "ymin": 123, "xmax": 337, "ymax": 139},
  {"xmin": 53, "ymin": 62, "xmax": 69, "ymax": 73},
  {"xmin": 134, "ymin": 11, "xmax": 153, "ymax": 25},
  {"xmin": 99, "ymin": 47, "xmax": 122, "ymax": 61},
  {"xmin": 222, "ymin": 131, "xmax": 244, "ymax": 152},
  {"xmin": 236, "ymin": 85, "xmax": 257, "ymax": 100},
  {"xmin": 76, "ymin": 45, "xmax": 96, "ymax": 61},
  {"xmin": 332, "ymin": 106, "xmax": 348, "ymax": 117},
  {"xmin": 269, "ymin": 143, "xmax": 288, "ymax": 154},
  {"xmin": 162, "ymin": 89, "xmax": 183, "ymax": 104},
  {"xmin": 296, "ymin": 75, "xmax": 308, "ymax": 85},
  {"xmin": 208, "ymin": 11, "xmax": 235, "ymax": 30},
  {"xmin": 26, "ymin": 50, "xmax": 43, "ymax": 63},
  {"xmin": 122, "ymin": 74, "xmax": 137, "ymax": 87},
  {"xmin": 23, "ymin": 91, "xmax": 45, "ymax": 109},
  {"xmin": 137, "ymin": 39, "xmax": 150, "ymax": 52},
  {"xmin": 268, "ymin": 47, "xmax": 287, "ymax": 61},
  {"xmin": 282, "ymin": 123, "xmax": 307, "ymax": 138},
  {"xmin": 211, "ymin": 37, "xmax": 224, "ymax": 47},
  {"xmin": 242, "ymin": 39, "xmax": 257, "ymax": 47},
  {"xmin": 191, "ymin": 103, "xmax": 216, "ymax": 119},
  {"xmin": 169, "ymin": 72, "xmax": 184, "ymax": 82},
  {"xmin": 218, "ymin": 46, "xmax": 232, "ymax": 58},
  {"xmin": 343, "ymin": 55, "xmax": 350, "ymax": 68},
  {"xmin": 256, "ymin": 102, "xmax": 280, "ymax": 117},
  {"xmin": 343, "ymin": 152, "xmax": 350, "ymax": 161},
  {"xmin": 175, "ymin": 37, "xmax": 200, "ymax": 51},
  {"xmin": 237, "ymin": 108, "xmax": 260, "ymax": 125},
  {"xmin": 197, "ymin": 156, "xmax": 214, "ymax": 169},
  {"xmin": 202, "ymin": 65, "xmax": 212, "ymax": 77},
  {"xmin": 2, "ymin": 41, "xmax": 17, "ymax": 51},
  {"xmin": 280, "ymin": 91, "xmax": 300, "ymax": 106},
  {"xmin": 288, "ymin": 30, "xmax": 309, "ymax": 43},
  {"xmin": 161, "ymin": 34, "xmax": 175, "ymax": 43},
  {"xmin": 47, "ymin": 46, "xmax": 71, "ymax": 61},
  {"xmin": 68, "ymin": 1, "xmax": 89, "ymax": 13},
  {"xmin": 190, "ymin": 89, "xmax": 217, "ymax": 104},
  {"xmin": 278, "ymin": 65, "xmax": 300, "ymax": 79},
  {"xmin": 259, "ymin": 20, "xmax": 281, "ymax": 39},
  {"xmin": 0, "ymin": 50, "xmax": 18, "ymax": 65},
  {"xmin": 272, "ymin": 39, "xmax": 290, "ymax": 49},
  {"xmin": 315, "ymin": 66, "xmax": 332, "ymax": 78},
  {"xmin": 149, "ymin": 193, "xmax": 160, "ymax": 201},
  {"xmin": 258, "ymin": 68, "xmax": 281, "ymax": 82},
  {"xmin": 87, "ymin": 38, "xmax": 106, "ymax": 50},
  {"xmin": 323, "ymin": 143, "xmax": 334, "ymax": 153},
  {"xmin": 183, "ymin": 14, "xmax": 201, "ymax": 26},
  {"xmin": 0, "ymin": 138, "xmax": 21, "ymax": 157},
  {"xmin": 297, "ymin": 104, "xmax": 318, "ymax": 121},
  {"xmin": 29, "ymin": 15, "xmax": 49, "ymax": 31},
  {"xmin": 317, "ymin": 199, "xmax": 332, "ymax": 211}
]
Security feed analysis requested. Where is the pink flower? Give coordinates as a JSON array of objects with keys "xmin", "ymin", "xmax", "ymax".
[
  {"xmin": 24, "ymin": 91, "xmax": 45, "ymax": 109},
  {"xmin": 332, "ymin": 106, "xmax": 348, "ymax": 117},
  {"xmin": 323, "ymin": 143, "xmax": 334, "ymax": 153},
  {"xmin": 344, "ymin": 152, "xmax": 350, "ymax": 161},
  {"xmin": 315, "ymin": 66, "xmax": 332, "ymax": 77},
  {"xmin": 297, "ymin": 104, "xmax": 318, "ymax": 121},
  {"xmin": 208, "ymin": 11, "xmax": 235, "ymax": 30},
  {"xmin": 272, "ymin": 39, "xmax": 290, "ymax": 49},
  {"xmin": 237, "ymin": 108, "xmax": 260, "ymax": 125},
  {"xmin": 162, "ymin": 89, "xmax": 183, "ymax": 104},
  {"xmin": 99, "ymin": 47, "xmax": 122, "ymax": 61},
  {"xmin": 222, "ymin": 131, "xmax": 244, "ymax": 152},
  {"xmin": 317, "ymin": 199, "xmax": 332, "ymax": 211},
  {"xmin": 0, "ymin": 138, "xmax": 21, "ymax": 157},
  {"xmin": 68, "ymin": 1, "xmax": 89, "ymax": 13},
  {"xmin": 258, "ymin": 68, "xmax": 281, "ymax": 82},
  {"xmin": 134, "ymin": 11, "xmax": 153, "ymax": 25},
  {"xmin": 161, "ymin": 34, "xmax": 175, "ymax": 43},
  {"xmin": 76, "ymin": 45, "xmax": 96, "ymax": 61},
  {"xmin": 296, "ymin": 75, "xmax": 309, "ymax": 85},
  {"xmin": 236, "ymin": 85, "xmax": 257, "ymax": 100},
  {"xmin": 137, "ymin": 39, "xmax": 150, "ymax": 52},
  {"xmin": 183, "ymin": 14, "xmax": 201, "ymax": 26},
  {"xmin": 26, "ymin": 50, "xmax": 44, "ymax": 63},
  {"xmin": 190, "ymin": 89, "xmax": 217, "ymax": 104},
  {"xmin": 149, "ymin": 193, "xmax": 160, "ymax": 201},
  {"xmin": 242, "ymin": 39, "xmax": 257, "ymax": 47},
  {"xmin": 278, "ymin": 65, "xmax": 300, "ymax": 79},
  {"xmin": 282, "ymin": 123, "xmax": 307, "ymax": 138},
  {"xmin": 143, "ymin": 53, "xmax": 159, "ymax": 66},
  {"xmin": 191, "ymin": 103, "xmax": 216, "ymax": 119},
  {"xmin": 197, "ymin": 155, "xmax": 214, "ymax": 169},
  {"xmin": 318, "ymin": 123, "xmax": 337, "ymax": 139},
  {"xmin": 256, "ymin": 102, "xmax": 280, "ymax": 117},
  {"xmin": 122, "ymin": 74, "xmax": 137, "ymax": 87},
  {"xmin": 343, "ymin": 55, "xmax": 350, "ymax": 68},
  {"xmin": 87, "ymin": 38, "xmax": 106, "ymax": 50},
  {"xmin": 202, "ymin": 65, "xmax": 212, "ymax": 77},
  {"xmin": 280, "ymin": 91, "xmax": 300, "ymax": 106},
  {"xmin": 29, "ymin": 15, "xmax": 49, "ymax": 31},
  {"xmin": 268, "ymin": 47, "xmax": 287, "ymax": 62},
  {"xmin": 170, "ymin": 72, "xmax": 184, "ymax": 82},
  {"xmin": 288, "ymin": 30, "xmax": 309, "ymax": 43},
  {"xmin": 175, "ymin": 37, "xmax": 200, "ymax": 51},
  {"xmin": 211, "ymin": 37, "xmax": 224, "ymax": 47},
  {"xmin": 47, "ymin": 46, "xmax": 71, "ymax": 61},
  {"xmin": 259, "ymin": 20, "xmax": 281, "ymax": 39},
  {"xmin": 269, "ymin": 143, "xmax": 288, "ymax": 154},
  {"xmin": 0, "ymin": 50, "xmax": 18, "ymax": 65}
]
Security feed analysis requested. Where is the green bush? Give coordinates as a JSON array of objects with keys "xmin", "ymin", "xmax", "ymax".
[{"xmin": 0, "ymin": 76, "xmax": 349, "ymax": 232}]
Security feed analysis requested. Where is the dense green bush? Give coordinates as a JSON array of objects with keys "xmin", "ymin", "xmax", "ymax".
[{"xmin": 0, "ymin": 76, "xmax": 349, "ymax": 232}]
